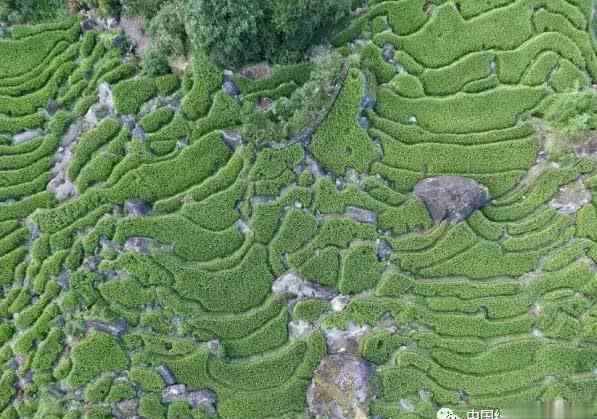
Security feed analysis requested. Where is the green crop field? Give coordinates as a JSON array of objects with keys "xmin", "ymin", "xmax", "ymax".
[{"xmin": 0, "ymin": 0, "xmax": 597, "ymax": 418}]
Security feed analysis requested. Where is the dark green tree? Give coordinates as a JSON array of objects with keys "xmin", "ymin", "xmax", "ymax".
[
  {"xmin": 120, "ymin": 0, "xmax": 166, "ymax": 18},
  {"xmin": 185, "ymin": 0, "xmax": 351, "ymax": 68},
  {"xmin": 185, "ymin": 0, "xmax": 264, "ymax": 68}
]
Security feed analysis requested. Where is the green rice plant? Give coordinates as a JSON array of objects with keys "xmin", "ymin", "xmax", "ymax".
[
  {"xmin": 361, "ymin": 42, "xmax": 396, "ymax": 84},
  {"xmin": 0, "ymin": 27, "xmax": 77, "ymax": 79},
  {"xmin": 376, "ymin": 85, "xmax": 547, "ymax": 134},
  {"xmin": 396, "ymin": 1, "xmax": 533, "ymax": 68},
  {"xmin": 139, "ymin": 106, "xmax": 174, "ymax": 133},
  {"xmin": 84, "ymin": 375, "xmax": 112, "ymax": 403},
  {"xmin": 270, "ymin": 209, "xmax": 318, "ymax": 274},
  {"xmin": 69, "ymin": 118, "xmax": 122, "ymax": 181},
  {"xmin": 130, "ymin": 367, "xmax": 164, "ymax": 392},
  {"xmin": 295, "ymin": 246, "xmax": 340, "ymax": 287},
  {"xmin": 139, "ymin": 394, "xmax": 166, "ymax": 419},
  {"xmin": 67, "ymin": 330, "xmax": 129, "ymax": 386},
  {"xmin": 172, "ymin": 244, "xmax": 273, "ymax": 313},
  {"xmin": 181, "ymin": 52, "xmax": 222, "ymax": 121},
  {"xmin": 76, "ymin": 128, "xmax": 130, "ymax": 193},
  {"xmin": 154, "ymin": 73, "xmax": 180, "ymax": 96},
  {"xmin": 293, "ymin": 299, "xmax": 331, "ymax": 322},
  {"xmin": 113, "ymin": 77, "xmax": 157, "ymax": 115},
  {"xmin": 309, "ymin": 68, "xmax": 377, "ymax": 175},
  {"xmin": 338, "ymin": 244, "xmax": 383, "ymax": 294},
  {"xmin": 194, "ymin": 91, "xmax": 242, "ymax": 136},
  {"xmin": 147, "ymin": 112, "xmax": 190, "ymax": 143},
  {"xmin": 420, "ymin": 52, "xmax": 494, "ymax": 96}
]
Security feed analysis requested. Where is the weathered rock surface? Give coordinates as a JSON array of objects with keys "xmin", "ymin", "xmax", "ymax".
[
  {"xmin": 86, "ymin": 319, "xmax": 127, "ymax": 336},
  {"xmin": 12, "ymin": 129, "xmax": 44, "ymax": 145},
  {"xmin": 272, "ymin": 272, "xmax": 336, "ymax": 300},
  {"xmin": 345, "ymin": 206, "xmax": 377, "ymax": 224},
  {"xmin": 222, "ymin": 75, "xmax": 241, "ymax": 98},
  {"xmin": 575, "ymin": 136, "xmax": 597, "ymax": 156},
  {"xmin": 325, "ymin": 324, "xmax": 370, "ymax": 354},
  {"xmin": 85, "ymin": 83, "xmax": 115, "ymax": 126},
  {"xmin": 221, "ymin": 130, "xmax": 242, "ymax": 150},
  {"xmin": 124, "ymin": 200, "xmax": 152, "ymax": 216},
  {"xmin": 48, "ymin": 120, "xmax": 84, "ymax": 202},
  {"xmin": 157, "ymin": 365, "xmax": 176, "ymax": 386},
  {"xmin": 162, "ymin": 385, "xmax": 217, "ymax": 414},
  {"xmin": 307, "ymin": 354, "xmax": 372, "ymax": 419},
  {"xmin": 549, "ymin": 180, "xmax": 592, "ymax": 214},
  {"xmin": 414, "ymin": 176, "xmax": 491, "ymax": 222}
]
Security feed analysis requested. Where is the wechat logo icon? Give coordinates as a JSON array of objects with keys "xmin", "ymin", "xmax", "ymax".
[{"xmin": 437, "ymin": 407, "xmax": 461, "ymax": 419}]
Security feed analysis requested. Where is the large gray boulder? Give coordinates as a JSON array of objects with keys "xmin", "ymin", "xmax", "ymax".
[
  {"xmin": 414, "ymin": 176, "xmax": 490, "ymax": 222},
  {"xmin": 307, "ymin": 354, "xmax": 371, "ymax": 419}
]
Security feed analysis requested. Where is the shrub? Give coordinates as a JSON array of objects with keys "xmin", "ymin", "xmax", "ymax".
[
  {"xmin": 147, "ymin": 0, "xmax": 187, "ymax": 57},
  {"xmin": 0, "ymin": 0, "xmax": 68, "ymax": 24},
  {"xmin": 143, "ymin": 48, "xmax": 171, "ymax": 77},
  {"xmin": 121, "ymin": 0, "xmax": 164, "ymax": 18}
]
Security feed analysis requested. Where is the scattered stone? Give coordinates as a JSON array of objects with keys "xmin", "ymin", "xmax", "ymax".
[
  {"xmin": 272, "ymin": 272, "xmax": 336, "ymax": 300},
  {"xmin": 345, "ymin": 206, "xmax": 377, "ymax": 224},
  {"xmin": 163, "ymin": 385, "xmax": 217, "ymax": 414},
  {"xmin": 117, "ymin": 399, "xmax": 138, "ymax": 417},
  {"xmin": 57, "ymin": 270, "xmax": 70, "ymax": 290},
  {"xmin": 399, "ymin": 399, "xmax": 416, "ymax": 412},
  {"xmin": 330, "ymin": 295, "xmax": 349, "ymax": 313},
  {"xmin": 361, "ymin": 95, "xmax": 375, "ymax": 109},
  {"xmin": 239, "ymin": 63, "xmax": 272, "ymax": 80},
  {"xmin": 112, "ymin": 32, "xmax": 132, "ymax": 54},
  {"xmin": 289, "ymin": 320, "xmax": 315, "ymax": 340},
  {"xmin": 489, "ymin": 59, "xmax": 497, "ymax": 74},
  {"xmin": 223, "ymin": 77, "xmax": 241, "ymax": 98},
  {"xmin": 306, "ymin": 158, "xmax": 324, "ymax": 177},
  {"xmin": 157, "ymin": 365, "xmax": 176, "ymax": 386},
  {"xmin": 86, "ymin": 319, "xmax": 127, "ymax": 336},
  {"xmin": 48, "ymin": 177, "xmax": 77, "ymax": 202},
  {"xmin": 575, "ymin": 136, "xmax": 597, "ymax": 156},
  {"xmin": 206, "ymin": 339, "xmax": 221, "ymax": 355},
  {"xmin": 132, "ymin": 125, "xmax": 146, "ymax": 141},
  {"xmin": 220, "ymin": 130, "xmax": 242, "ymax": 150},
  {"xmin": 187, "ymin": 390, "xmax": 217, "ymax": 413},
  {"xmin": 163, "ymin": 384, "xmax": 186, "ymax": 402},
  {"xmin": 124, "ymin": 200, "xmax": 152, "ymax": 216},
  {"xmin": 325, "ymin": 324, "xmax": 370, "ymax": 354},
  {"xmin": 120, "ymin": 16, "xmax": 149, "ymax": 55},
  {"xmin": 357, "ymin": 116, "xmax": 369, "ymax": 129},
  {"xmin": 307, "ymin": 354, "xmax": 372, "ymax": 419},
  {"xmin": 376, "ymin": 239, "xmax": 392, "ymax": 261},
  {"xmin": 85, "ymin": 83, "xmax": 115, "ymax": 126},
  {"xmin": 414, "ymin": 176, "xmax": 491, "ymax": 223},
  {"xmin": 382, "ymin": 43, "xmax": 395, "ymax": 63},
  {"xmin": 12, "ymin": 129, "xmax": 44, "ymax": 144},
  {"xmin": 47, "ymin": 99, "xmax": 60, "ymax": 116},
  {"xmin": 24, "ymin": 217, "xmax": 40, "ymax": 242},
  {"xmin": 81, "ymin": 18, "xmax": 97, "ymax": 31},
  {"xmin": 124, "ymin": 237, "xmax": 152, "ymax": 254},
  {"xmin": 549, "ymin": 180, "xmax": 592, "ymax": 214},
  {"xmin": 121, "ymin": 115, "xmax": 136, "ymax": 130},
  {"xmin": 234, "ymin": 219, "xmax": 251, "ymax": 235},
  {"xmin": 419, "ymin": 389, "xmax": 432, "ymax": 401}
]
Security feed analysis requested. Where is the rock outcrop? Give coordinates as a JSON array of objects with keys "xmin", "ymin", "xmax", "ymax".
[
  {"xmin": 307, "ymin": 354, "xmax": 372, "ymax": 419},
  {"xmin": 414, "ymin": 176, "xmax": 491, "ymax": 222}
]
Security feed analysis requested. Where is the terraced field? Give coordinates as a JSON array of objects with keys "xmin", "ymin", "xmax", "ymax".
[{"xmin": 1, "ymin": 0, "xmax": 597, "ymax": 418}]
